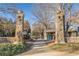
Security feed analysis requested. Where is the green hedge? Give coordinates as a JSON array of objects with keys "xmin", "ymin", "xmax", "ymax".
[{"xmin": 0, "ymin": 43, "xmax": 29, "ymax": 56}]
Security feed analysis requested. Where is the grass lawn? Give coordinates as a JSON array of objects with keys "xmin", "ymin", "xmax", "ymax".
[{"xmin": 49, "ymin": 43, "xmax": 79, "ymax": 53}]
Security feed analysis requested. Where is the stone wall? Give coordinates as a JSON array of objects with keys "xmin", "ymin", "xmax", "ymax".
[
  {"xmin": 0, "ymin": 37, "xmax": 16, "ymax": 43},
  {"xmin": 66, "ymin": 37, "xmax": 79, "ymax": 43},
  {"xmin": 55, "ymin": 10, "xmax": 65, "ymax": 43}
]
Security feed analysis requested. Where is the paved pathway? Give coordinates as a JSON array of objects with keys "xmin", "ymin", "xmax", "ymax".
[
  {"xmin": 17, "ymin": 40, "xmax": 79, "ymax": 56},
  {"xmin": 17, "ymin": 44, "xmax": 72, "ymax": 56},
  {"xmin": 17, "ymin": 47, "xmax": 66, "ymax": 56},
  {"xmin": 17, "ymin": 46, "xmax": 79, "ymax": 56}
]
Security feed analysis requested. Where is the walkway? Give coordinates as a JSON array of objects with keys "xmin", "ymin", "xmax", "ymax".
[
  {"xmin": 17, "ymin": 40, "xmax": 79, "ymax": 56},
  {"xmin": 17, "ymin": 46, "xmax": 67, "ymax": 56}
]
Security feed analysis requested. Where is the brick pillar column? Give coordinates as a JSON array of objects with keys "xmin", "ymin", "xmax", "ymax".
[
  {"xmin": 55, "ymin": 10, "xmax": 65, "ymax": 44},
  {"xmin": 44, "ymin": 30, "xmax": 47, "ymax": 40},
  {"xmin": 15, "ymin": 10, "xmax": 24, "ymax": 43}
]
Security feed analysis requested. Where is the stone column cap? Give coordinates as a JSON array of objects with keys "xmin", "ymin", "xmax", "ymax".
[{"xmin": 17, "ymin": 10, "xmax": 23, "ymax": 14}]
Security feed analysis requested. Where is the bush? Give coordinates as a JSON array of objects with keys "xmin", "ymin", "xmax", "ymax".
[{"xmin": 0, "ymin": 43, "xmax": 29, "ymax": 56}]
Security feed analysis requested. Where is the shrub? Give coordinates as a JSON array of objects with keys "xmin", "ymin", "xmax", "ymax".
[{"xmin": 0, "ymin": 43, "xmax": 29, "ymax": 56}]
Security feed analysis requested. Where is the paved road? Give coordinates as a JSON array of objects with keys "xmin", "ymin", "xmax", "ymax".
[
  {"xmin": 17, "ymin": 40, "xmax": 68, "ymax": 56},
  {"xmin": 17, "ymin": 40, "xmax": 54, "ymax": 56},
  {"xmin": 25, "ymin": 40, "xmax": 52, "ymax": 49},
  {"xmin": 17, "ymin": 45, "xmax": 72, "ymax": 56},
  {"xmin": 17, "ymin": 40, "xmax": 79, "ymax": 56},
  {"xmin": 17, "ymin": 45, "xmax": 79, "ymax": 56}
]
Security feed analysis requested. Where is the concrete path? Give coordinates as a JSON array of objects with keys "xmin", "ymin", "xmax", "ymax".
[
  {"xmin": 17, "ymin": 40, "xmax": 79, "ymax": 56},
  {"xmin": 17, "ymin": 45, "xmax": 74, "ymax": 56}
]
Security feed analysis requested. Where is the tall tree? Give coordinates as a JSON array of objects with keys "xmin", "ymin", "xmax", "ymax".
[
  {"xmin": 31, "ymin": 3, "xmax": 57, "ymax": 30},
  {"xmin": 31, "ymin": 3, "xmax": 58, "ymax": 38}
]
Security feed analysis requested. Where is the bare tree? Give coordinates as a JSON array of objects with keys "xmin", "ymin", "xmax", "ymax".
[
  {"xmin": 64, "ymin": 4, "xmax": 72, "ymax": 38},
  {"xmin": 31, "ymin": 3, "xmax": 57, "ymax": 30},
  {"xmin": 32, "ymin": 22, "xmax": 45, "ymax": 39},
  {"xmin": 31, "ymin": 3, "xmax": 67, "ymax": 39},
  {"xmin": 31, "ymin": 3, "xmax": 59, "ymax": 39}
]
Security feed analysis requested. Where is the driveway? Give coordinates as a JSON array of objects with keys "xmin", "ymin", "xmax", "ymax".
[
  {"xmin": 17, "ymin": 40, "xmax": 79, "ymax": 56},
  {"xmin": 17, "ymin": 45, "xmax": 77, "ymax": 56}
]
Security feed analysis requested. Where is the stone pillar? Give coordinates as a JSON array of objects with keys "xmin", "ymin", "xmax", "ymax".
[
  {"xmin": 44, "ymin": 30, "xmax": 47, "ymax": 40},
  {"xmin": 55, "ymin": 10, "xmax": 65, "ymax": 44},
  {"xmin": 15, "ymin": 10, "xmax": 24, "ymax": 43}
]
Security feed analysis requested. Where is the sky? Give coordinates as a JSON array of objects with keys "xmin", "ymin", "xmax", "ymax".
[
  {"xmin": 0, "ymin": 3, "xmax": 34, "ymax": 27},
  {"xmin": 1, "ymin": 3, "xmax": 79, "ymax": 27},
  {"xmin": 16, "ymin": 3, "xmax": 34, "ymax": 26},
  {"xmin": 16, "ymin": 3, "xmax": 79, "ymax": 28}
]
